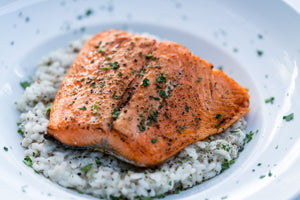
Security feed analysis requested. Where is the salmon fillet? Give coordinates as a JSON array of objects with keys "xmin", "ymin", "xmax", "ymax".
[{"xmin": 47, "ymin": 30, "xmax": 249, "ymax": 167}]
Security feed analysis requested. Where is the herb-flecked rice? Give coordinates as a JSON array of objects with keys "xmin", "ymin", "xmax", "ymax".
[{"xmin": 16, "ymin": 35, "xmax": 247, "ymax": 200}]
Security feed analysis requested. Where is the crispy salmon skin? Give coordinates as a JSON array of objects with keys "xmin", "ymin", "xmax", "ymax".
[{"xmin": 47, "ymin": 30, "xmax": 249, "ymax": 167}]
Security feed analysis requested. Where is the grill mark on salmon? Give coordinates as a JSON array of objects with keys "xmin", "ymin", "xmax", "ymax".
[{"xmin": 47, "ymin": 30, "xmax": 250, "ymax": 167}]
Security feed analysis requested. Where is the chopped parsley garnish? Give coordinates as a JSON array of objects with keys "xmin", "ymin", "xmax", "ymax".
[
  {"xmin": 176, "ymin": 127, "xmax": 184, "ymax": 133},
  {"xmin": 139, "ymin": 69, "xmax": 144, "ymax": 76},
  {"xmin": 90, "ymin": 81, "xmax": 95, "ymax": 87},
  {"xmin": 259, "ymin": 175, "xmax": 266, "ymax": 179},
  {"xmin": 23, "ymin": 156, "xmax": 38, "ymax": 173},
  {"xmin": 283, "ymin": 113, "xmax": 294, "ymax": 121},
  {"xmin": 154, "ymin": 82, "xmax": 162, "ymax": 89},
  {"xmin": 150, "ymin": 111, "xmax": 158, "ymax": 122},
  {"xmin": 78, "ymin": 106, "xmax": 87, "ymax": 110},
  {"xmin": 112, "ymin": 109, "xmax": 120, "ymax": 119},
  {"xmin": 23, "ymin": 156, "xmax": 32, "ymax": 168},
  {"xmin": 151, "ymin": 96, "xmax": 160, "ymax": 101},
  {"xmin": 156, "ymin": 73, "xmax": 166, "ymax": 83},
  {"xmin": 177, "ymin": 160, "xmax": 183, "ymax": 164},
  {"xmin": 257, "ymin": 163, "xmax": 262, "ymax": 166},
  {"xmin": 246, "ymin": 131, "xmax": 255, "ymax": 143},
  {"xmin": 118, "ymin": 72, "xmax": 123, "ymax": 76},
  {"xmin": 157, "ymin": 194, "xmax": 165, "ymax": 198},
  {"xmin": 222, "ymin": 159, "xmax": 235, "ymax": 169},
  {"xmin": 105, "ymin": 56, "xmax": 112, "ymax": 61},
  {"xmin": 109, "ymin": 62, "xmax": 120, "ymax": 70},
  {"xmin": 197, "ymin": 77, "xmax": 203, "ymax": 82},
  {"xmin": 92, "ymin": 104, "xmax": 98, "ymax": 114},
  {"xmin": 20, "ymin": 81, "xmax": 30, "ymax": 89},
  {"xmin": 139, "ymin": 125, "xmax": 146, "ymax": 131},
  {"xmin": 98, "ymin": 48, "xmax": 105, "ymax": 53},
  {"xmin": 72, "ymin": 92, "xmax": 77, "ymax": 95},
  {"xmin": 95, "ymin": 160, "xmax": 102, "ymax": 165},
  {"xmin": 216, "ymin": 114, "xmax": 222, "ymax": 119},
  {"xmin": 18, "ymin": 128, "xmax": 24, "ymax": 136},
  {"xmin": 257, "ymin": 50, "xmax": 263, "ymax": 56},
  {"xmin": 101, "ymin": 66, "xmax": 110, "ymax": 70},
  {"xmin": 268, "ymin": 171, "xmax": 272, "ymax": 177},
  {"xmin": 168, "ymin": 181, "xmax": 172, "ymax": 186},
  {"xmin": 80, "ymin": 164, "xmax": 92, "ymax": 172},
  {"xmin": 81, "ymin": 78, "xmax": 85, "ymax": 81},
  {"xmin": 164, "ymin": 112, "xmax": 169, "ymax": 118},
  {"xmin": 85, "ymin": 9, "xmax": 93, "ymax": 16},
  {"xmin": 160, "ymin": 90, "xmax": 167, "ymax": 98},
  {"xmin": 265, "ymin": 97, "xmax": 274, "ymax": 104},
  {"xmin": 46, "ymin": 107, "xmax": 51, "ymax": 115},
  {"xmin": 3, "ymin": 147, "xmax": 8, "ymax": 151},
  {"xmin": 151, "ymin": 138, "xmax": 157, "ymax": 144},
  {"xmin": 100, "ymin": 81, "xmax": 105, "ymax": 86},
  {"xmin": 146, "ymin": 54, "xmax": 154, "ymax": 58},
  {"xmin": 142, "ymin": 78, "xmax": 150, "ymax": 86},
  {"xmin": 185, "ymin": 105, "xmax": 189, "ymax": 112},
  {"xmin": 112, "ymin": 92, "xmax": 118, "ymax": 99}
]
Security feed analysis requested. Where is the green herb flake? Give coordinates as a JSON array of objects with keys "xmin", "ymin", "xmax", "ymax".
[
  {"xmin": 265, "ymin": 97, "xmax": 275, "ymax": 104},
  {"xmin": 139, "ymin": 125, "xmax": 146, "ymax": 132},
  {"xmin": 142, "ymin": 78, "xmax": 150, "ymax": 87},
  {"xmin": 112, "ymin": 92, "xmax": 118, "ymax": 99},
  {"xmin": 146, "ymin": 54, "xmax": 154, "ymax": 58},
  {"xmin": 78, "ymin": 106, "xmax": 87, "ymax": 110},
  {"xmin": 80, "ymin": 164, "xmax": 92, "ymax": 172},
  {"xmin": 268, "ymin": 171, "xmax": 272, "ymax": 177},
  {"xmin": 259, "ymin": 175, "xmax": 266, "ymax": 179},
  {"xmin": 151, "ymin": 138, "xmax": 157, "ymax": 144},
  {"xmin": 85, "ymin": 9, "xmax": 93, "ymax": 16},
  {"xmin": 72, "ymin": 92, "xmax": 77, "ymax": 95},
  {"xmin": 177, "ymin": 160, "xmax": 183, "ymax": 164},
  {"xmin": 164, "ymin": 112, "xmax": 169, "ymax": 119},
  {"xmin": 176, "ymin": 127, "xmax": 184, "ymax": 133},
  {"xmin": 98, "ymin": 48, "xmax": 105, "ymax": 53},
  {"xmin": 168, "ymin": 181, "xmax": 172, "ymax": 186},
  {"xmin": 257, "ymin": 50, "xmax": 263, "ymax": 56},
  {"xmin": 157, "ymin": 194, "xmax": 165, "ymax": 198},
  {"xmin": 246, "ymin": 131, "xmax": 255, "ymax": 143},
  {"xmin": 101, "ymin": 66, "xmax": 110, "ymax": 70},
  {"xmin": 257, "ymin": 163, "xmax": 262, "ymax": 166},
  {"xmin": 160, "ymin": 90, "xmax": 167, "ymax": 98},
  {"xmin": 151, "ymin": 96, "xmax": 160, "ymax": 101},
  {"xmin": 46, "ymin": 107, "xmax": 51, "ymax": 115},
  {"xmin": 3, "ymin": 147, "xmax": 8, "ymax": 152},
  {"xmin": 20, "ymin": 81, "xmax": 30, "ymax": 89},
  {"xmin": 92, "ymin": 104, "xmax": 98, "ymax": 114},
  {"xmin": 109, "ymin": 62, "xmax": 120, "ymax": 70},
  {"xmin": 216, "ymin": 114, "xmax": 222, "ymax": 120},
  {"xmin": 156, "ymin": 73, "xmax": 167, "ymax": 83},
  {"xmin": 197, "ymin": 77, "xmax": 203, "ymax": 82},
  {"xmin": 118, "ymin": 72, "xmax": 123, "ymax": 76},
  {"xmin": 283, "ymin": 113, "xmax": 294, "ymax": 121},
  {"xmin": 95, "ymin": 160, "xmax": 102, "ymax": 165},
  {"xmin": 185, "ymin": 105, "xmax": 189, "ymax": 112},
  {"xmin": 139, "ymin": 69, "xmax": 144, "ymax": 76},
  {"xmin": 105, "ymin": 56, "xmax": 112, "ymax": 61},
  {"xmin": 18, "ymin": 128, "xmax": 24, "ymax": 136},
  {"xmin": 112, "ymin": 109, "xmax": 120, "ymax": 119}
]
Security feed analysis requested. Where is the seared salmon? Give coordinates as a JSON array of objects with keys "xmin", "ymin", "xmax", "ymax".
[{"xmin": 47, "ymin": 30, "xmax": 249, "ymax": 167}]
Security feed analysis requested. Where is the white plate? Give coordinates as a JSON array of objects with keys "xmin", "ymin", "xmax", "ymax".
[{"xmin": 0, "ymin": 0, "xmax": 300, "ymax": 199}]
